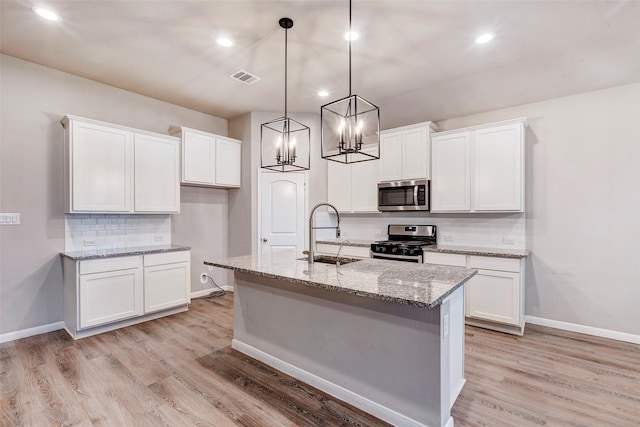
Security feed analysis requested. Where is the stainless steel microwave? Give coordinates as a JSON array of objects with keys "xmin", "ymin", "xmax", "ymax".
[{"xmin": 378, "ymin": 180, "xmax": 430, "ymax": 211}]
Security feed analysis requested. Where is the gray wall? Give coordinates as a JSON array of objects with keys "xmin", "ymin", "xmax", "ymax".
[
  {"xmin": 436, "ymin": 82, "xmax": 640, "ymax": 335},
  {"xmin": 0, "ymin": 54, "xmax": 227, "ymax": 334}
]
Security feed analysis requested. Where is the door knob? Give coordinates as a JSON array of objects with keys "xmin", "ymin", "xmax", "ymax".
[{"xmin": 262, "ymin": 238, "xmax": 268, "ymax": 242}]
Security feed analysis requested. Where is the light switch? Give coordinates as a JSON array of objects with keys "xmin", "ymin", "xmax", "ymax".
[{"xmin": 0, "ymin": 213, "xmax": 20, "ymax": 225}]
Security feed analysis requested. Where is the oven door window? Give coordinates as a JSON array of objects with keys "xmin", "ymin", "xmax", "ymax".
[{"xmin": 379, "ymin": 187, "xmax": 415, "ymax": 207}]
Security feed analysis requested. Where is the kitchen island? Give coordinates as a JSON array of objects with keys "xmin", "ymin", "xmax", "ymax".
[{"xmin": 205, "ymin": 252, "xmax": 476, "ymax": 427}]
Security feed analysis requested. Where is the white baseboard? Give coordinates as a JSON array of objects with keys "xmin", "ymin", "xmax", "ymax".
[
  {"xmin": 232, "ymin": 339, "xmax": 436, "ymax": 427},
  {"xmin": 525, "ymin": 316, "xmax": 640, "ymax": 345},
  {"xmin": 0, "ymin": 321, "xmax": 65, "ymax": 344}
]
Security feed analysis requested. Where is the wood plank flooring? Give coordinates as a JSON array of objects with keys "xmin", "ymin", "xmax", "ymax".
[{"xmin": 1, "ymin": 293, "xmax": 639, "ymax": 426}]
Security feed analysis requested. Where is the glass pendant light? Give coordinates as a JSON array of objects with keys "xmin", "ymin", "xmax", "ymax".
[
  {"xmin": 321, "ymin": 0, "xmax": 380, "ymax": 164},
  {"xmin": 261, "ymin": 18, "xmax": 311, "ymax": 172}
]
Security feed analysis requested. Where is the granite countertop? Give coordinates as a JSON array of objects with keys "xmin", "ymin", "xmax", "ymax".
[
  {"xmin": 205, "ymin": 252, "xmax": 476, "ymax": 309},
  {"xmin": 316, "ymin": 239, "xmax": 374, "ymax": 248},
  {"xmin": 60, "ymin": 244, "xmax": 191, "ymax": 261},
  {"xmin": 424, "ymin": 245, "xmax": 529, "ymax": 258}
]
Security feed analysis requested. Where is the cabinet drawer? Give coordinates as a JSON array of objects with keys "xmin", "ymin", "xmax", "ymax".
[
  {"xmin": 423, "ymin": 252, "xmax": 466, "ymax": 267},
  {"xmin": 144, "ymin": 250, "xmax": 190, "ymax": 267},
  {"xmin": 80, "ymin": 256, "xmax": 142, "ymax": 275},
  {"xmin": 469, "ymin": 255, "xmax": 520, "ymax": 273}
]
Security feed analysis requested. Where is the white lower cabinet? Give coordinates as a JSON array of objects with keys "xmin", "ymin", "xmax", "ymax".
[
  {"xmin": 143, "ymin": 252, "xmax": 191, "ymax": 314},
  {"xmin": 79, "ymin": 260, "xmax": 143, "ymax": 329},
  {"xmin": 423, "ymin": 251, "xmax": 525, "ymax": 335},
  {"xmin": 63, "ymin": 250, "xmax": 191, "ymax": 339}
]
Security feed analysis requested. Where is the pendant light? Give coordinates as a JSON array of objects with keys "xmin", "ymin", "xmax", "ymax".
[
  {"xmin": 261, "ymin": 18, "xmax": 311, "ymax": 172},
  {"xmin": 321, "ymin": 0, "xmax": 380, "ymax": 164}
]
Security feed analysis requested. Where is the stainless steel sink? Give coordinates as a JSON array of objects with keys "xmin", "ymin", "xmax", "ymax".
[{"xmin": 297, "ymin": 255, "xmax": 362, "ymax": 265}]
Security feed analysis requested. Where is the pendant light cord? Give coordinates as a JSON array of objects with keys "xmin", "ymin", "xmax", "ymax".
[
  {"xmin": 284, "ymin": 25, "xmax": 288, "ymax": 117},
  {"xmin": 348, "ymin": 0, "xmax": 352, "ymax": 96}
]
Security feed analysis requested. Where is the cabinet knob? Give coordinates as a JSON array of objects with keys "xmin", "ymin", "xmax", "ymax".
[{"xmin": 262, "ymin": 238, "xmax": 268, "ymax": 243}]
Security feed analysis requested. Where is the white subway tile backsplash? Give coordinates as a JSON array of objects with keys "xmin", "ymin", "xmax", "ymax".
[
  {"xmin": 319, "ymin": 212, "xmax": 525, "ymax": 250},
  {"xmin": 65, "ymin": 214, "xmax": 171, "ymax": 252}
]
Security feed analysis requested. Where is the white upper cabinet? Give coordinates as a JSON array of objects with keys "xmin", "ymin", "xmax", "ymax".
[
  {"xmin": 431, "ymin": 131, "xmax": 471, "ymax": 212},
  {"xmin": 379, "ymin": 132, "xmax": 402, "ymax": 181},
  {"xmin": 134, "ymin": 133, "xmax": 180, "ymax": 213},
  {"xmin": 327, "ymin": 147, "xmax": 379, "ymax": 213},
  {"xmin": 379, "ymin": 121, "xmax": 438, "ymax": 182},
  {"xmin": 62, "ymin": 115, "xmax": 180, "ymax": 214},
  {"xmin": 431, "ymin": 118, "xmax": 526, "ymax": 213},
  {"xmin": 473, "ymin": 124, "xmax": 524, "ymax": 211},
  {"xmin": 215, "ymin": 137, "xmax": 242, "ymax": 187},
  {"xmin": 182, "ymin": 131, "xmax": 215, "ymax": 184},
  {"xmin": 67, "ymin": 119, "xmax": 133, "ymax": 212},
  {"xmin": 171, "ymin": 127, "xmax": 241, "ymax": 188}
]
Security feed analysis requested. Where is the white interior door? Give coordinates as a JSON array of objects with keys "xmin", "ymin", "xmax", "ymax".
[{"xmin": 259, "ymin": 171, "xmax": 306, "ymax": 257}]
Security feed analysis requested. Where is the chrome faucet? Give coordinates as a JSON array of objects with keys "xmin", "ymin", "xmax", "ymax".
[{"xmin": 307, "ymin": 203, "xmax": 341, "ymax": 266}]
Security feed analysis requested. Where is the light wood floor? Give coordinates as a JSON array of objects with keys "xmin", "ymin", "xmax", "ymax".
[{"xmin": 1, "ymin": 294, "xmax": 639, "ymax": 426}]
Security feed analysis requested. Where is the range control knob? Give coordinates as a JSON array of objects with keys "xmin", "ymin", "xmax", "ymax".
[{"xmin": 392, "ymin": 247, "xmax": 398, "ymax": 254}]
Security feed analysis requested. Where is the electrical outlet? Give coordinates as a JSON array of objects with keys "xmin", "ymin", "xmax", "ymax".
[
  {"xmin": 154, "ymin": 235, "xmax": 165, "ymax": 242},
  {"xmin": 84, "ymin": 239, "xmax": 97, "ymax": 246},
  {"xmin": 503, "ymin": 236, "xmax": 515, "ymax": 245},
  {"xmin": 208, "ymin": 266, "xmax": 214, "ymax": 272},
  {"xmin": 443, "ymin": 234, "xmax": 454, "ymax": 242},
  {"xmin": 443, "ymin": 314, "xmax": 449, "ymax": 338}
]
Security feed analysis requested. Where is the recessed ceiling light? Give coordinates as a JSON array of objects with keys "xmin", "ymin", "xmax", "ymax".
[
  {"xmin": 318, "ymin": 91, "xmax": 329, "ymax": 97},
  {"xmin": 33, "ymin": 7, "xmax": 61, "ymax": 21},
  {"xmin": 344, "ymin": 31, "xmax": 359, "ymax": 41},
  {"xmin": 216, "ymin": 37, "xmax": 233, "ymax": 47},
  {"xmin": 475, "ymin": 33, "xmax": 494, "ymax": 44}
]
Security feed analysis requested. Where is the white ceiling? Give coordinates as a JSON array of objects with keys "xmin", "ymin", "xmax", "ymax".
[{"xmin": 2, "ymin": 0, "xmax": 639, "ymax": 128}]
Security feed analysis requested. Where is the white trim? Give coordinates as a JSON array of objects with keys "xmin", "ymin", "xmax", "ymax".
[
  {"xmin": 0, "ymin": 321, "xmax": 65, "ymax": 344},
  {"xmin": 191, "ymin": 286, "xmax": 234, "ymax": 298},
  {"xmin": 232, "ymin": 339, "xmax": 438, "ymax": 427},
  {"xmin": 525, "ymin": 316, "xmax": 640, "ymax": 345}
]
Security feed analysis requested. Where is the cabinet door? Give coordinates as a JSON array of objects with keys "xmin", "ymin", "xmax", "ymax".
[
  {"xmin": 379, "ymin": 132, "xmax": 402, "ymax": 181},
  {"xmin": 402, "ymin": 127, "xmax": 429, "ymax": 180},
  {"xmin": 144, "ymin": 262, "xmax": 190, "ymax": 314},
  {"xmin": 466, "ymin": 270, "xmax": 520, "ymax": 326},
  {"xmin": 350, "ymin": 149, "xmax": 380, "ymax": 212},
  {"xmin": 134, "ymin": 134, "xmax": 180, "ymax": 213},
  {"xmin": 431, "ymin": 132, "xmax": 471, "ymax": 212},
  {"xmin": 473, "ymin": 123, "xmax": 523, "ymax": 211},
  {"xmin": 182, "ymin": 131, "xmax": 215, "ymax": 184},
  {"xmin": 71, "ymin": 120, "xmax": 133, "ymax": 212},
  {"xmin": 215, "ymin": 138, "xmax": 241, "ymax": 187},
  {"xmin": 79, "ymin": 268, "xmax": 143, "ymax": 329},
  {"xmin": 327, "ymin": 160, "xmax": 352, "ymax": 212}
]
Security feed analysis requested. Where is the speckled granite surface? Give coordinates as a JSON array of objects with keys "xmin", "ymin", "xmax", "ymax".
[
  {"xmin": 205, "ymin": 252, "xmax": 476, "ymax": 309},
  {"xmin": 60, "ymin": 244, "xmax": 190, "ymax": 261},
  {"xmin": 424, "ymin": 245, "xmax": 529, "ymax": 258},
  {"xmin": 316, "ymin": 239, "xmax": 374, "ymax": 248}
]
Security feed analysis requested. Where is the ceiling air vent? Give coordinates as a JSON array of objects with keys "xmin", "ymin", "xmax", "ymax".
[{"xmin": 230, "ymin": 69, "xmax": 261, "ymax": 85}]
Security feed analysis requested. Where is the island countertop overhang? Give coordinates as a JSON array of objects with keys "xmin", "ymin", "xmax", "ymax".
[{"xmin": 205, "ymin": 252, "xmax": 477, "ymax": 309}]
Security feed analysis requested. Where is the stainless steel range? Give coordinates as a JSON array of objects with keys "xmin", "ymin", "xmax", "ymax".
[{"xmin": 370, "ymin": 224, "xmax": 436, "ymax": 263}]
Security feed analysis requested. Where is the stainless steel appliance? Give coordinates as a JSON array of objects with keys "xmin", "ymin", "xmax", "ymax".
[
  {"xmin": 377, "ymin": 179, "xmax": 429, "ymax": 211},
  {"xmin": 370, "ymin": 224, "xmax": 436, "ymax": 263}
]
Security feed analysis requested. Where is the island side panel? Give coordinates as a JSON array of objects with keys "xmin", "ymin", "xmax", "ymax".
[{"xmin": 232, "ymin": 271, "xmax": 452, "ymax": 427}]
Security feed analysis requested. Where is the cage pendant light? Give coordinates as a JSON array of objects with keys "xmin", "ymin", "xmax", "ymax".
[
  {"xmin": 321, "ymin": 0, "xmax": 380, "ymax": 164},
  {"xmin": 261, "ymin": 18, "xmax": 311, "ymax": 172}
]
